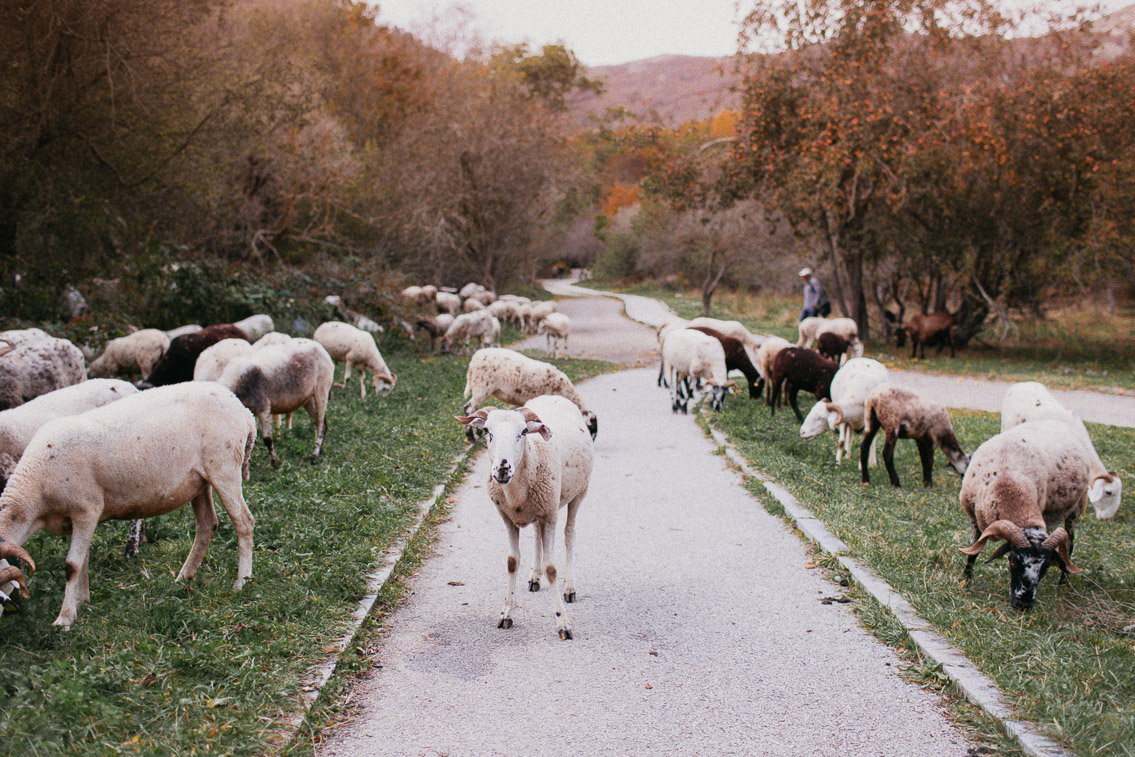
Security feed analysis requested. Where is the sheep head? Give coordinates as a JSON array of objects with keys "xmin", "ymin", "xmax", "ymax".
[
  {"xmin": 1088, "ymin": 472, "xmax": 1121, "ymax": 520},
  {"xmin": 456, "ymin": 407, "xmax": 551, "ymax": 485},
  {"xmin": 799, "ymin": 401, "xmax": 840, "ymax": 441},
  {"xmin": 961, "ymin": 521, "xmax": 1080, "ymax": 611},
  {"xmin": 370, "ymin": 371, "xmax": 397, "ymax": 396}
]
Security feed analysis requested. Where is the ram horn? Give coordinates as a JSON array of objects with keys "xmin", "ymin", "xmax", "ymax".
[
  {"xmin": 0, "ymin": 539, "xmax": 36, "ymax": 574},
  {"xmin": 825, "ymin": 402, "xmax": 844, "ymax": 425},
  {"xmin": 959, "ymin": 519, "xmax": 1029, "ymax": 556},
  {"xmin": 0, "ymin": 565, "xmax": 30, "ymax": 599},
  {"xmin": 1041, "ymin": 528, "xmax": 1083, "ymax": 574}
]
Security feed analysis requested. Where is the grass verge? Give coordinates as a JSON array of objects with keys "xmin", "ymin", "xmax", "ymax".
[
  {"xmin": 0, "ymin": 351, "xmax": 615, "ymax": 756},
  {"xmin": 705, "ymin": 396, "xmax": 1135, "ymax": 755}
]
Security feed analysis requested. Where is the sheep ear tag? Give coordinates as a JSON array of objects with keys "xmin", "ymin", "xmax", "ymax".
[{"xmin": 526, "ymin": 421, "xmax": 552, "ymax": 441}]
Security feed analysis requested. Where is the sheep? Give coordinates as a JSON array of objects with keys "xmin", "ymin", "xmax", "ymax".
[
  {"xmin": 796, "ymin": 316, "xmax": 828, "ymax": 348},
  {"xmin": 0, "ymin": 538, "xmax": 36, "ymax": 615},
  {"xmin": 459, "ymin": 282, "xmax": 486, "ymax": 299},
  {"xmin": 0, "ymin": 328, "xmax": 50, "ymax": 345},
  {"xmin": 688, "ymin": 317, "xmax": 766, "ymax": 350},
  {"xmin": 526, "ymin": 301, "xmax": 557, "ymax": 334},
  {"xmin": 324, "ymin": 295, "xmax": 384, "ymax": 334},
  {"xmin": 539, "ymin": 312, "xmax": 572, "ymax": 358},
  {"xmin": 312, "ymin": 321, "xmax": 397, "ymax": 399},
  {"xmin": 0, "ymin": 379, "xmax": 139, "ymax": 487},
  {"xmin": 443, "ymin": 311, "xmax": 498, "ymax": 355},
  {"xmin": 859, "ymin": 385, "xmax": 969, "ymax": 488},
  {"xmin": 689, "ymin": 326, "xmax": 762, "ymax": 399},
  {"xmin": 419, "ymin": 285, "xmax": 439, "ymax": 308},
  {"xmin": 400, "ymin": 285, "xmax": 423, "ymax": 305},
  {"xmin": 799, "ymin": 358, "xmax": 890, "ymax": 466},
  {"xmin": 233, "ymin": 314, "xmax": 275, "ymax": 341},
  {"xmin": 1000, "ymin": 381, "xmax": 1121, "ymax": 520},
  {"xmin": 456, "ymin": 395, "xmax": 594, "ymax": 639},
  {"xmin": 0, "ymin": 382, "xmax": 257, "ymax": 628},
  {"xmin": 754, "ymin": 335, "xmax": 792, "ymax": 400},
  {"xmin": 958, "ymin": 420, "xmax": 1088, "ymax": 611},
  {"xmin": 142, "ymin": 324, "xmax": 250, "ymax": 388},
  {"xmin": 193, "ymin": 338, "xmax": 254, "ymax": 382},
  {"xmin": 471, "ymin": 290, "xmax": 497, "ymax": 306},
  {"xmin": 218, "ymin": 338, "xmax": 334, "ymax": 466},
  {"xmin": 0, "ymin": 336, "xmax": 86, "ymax": 410},
  {"xmin": 462, "ymin": 297, "xmax": 487, "ymax": 313},
  {"xmin": 655, "ymin": 317, "xmax": 693, "ymax": 388},
  {"xmin": 768, "ymin": 348, "xmax": 838, "ymax": 422},
  {"xmin": 488, "ymin": 299, "xmax": 520, "ymax": 327},
  {"xmin": 816, "ymin": 331, "xmax": 855, "ymax": 365},
  {"xmin": 435, "ymin": 292, "xmax": 461, "ymax": 315},
  {"xmin": 816, "ymin": 317, "xmax": 860, "ymax": 349},
  {"xmin": 896, "ymin": 311, "xmax": 954, "ymax": 359},
  {"xmin": 462, "ymin": 348, "xmax": 598, "ymax": 441},
  {"xmin": 88, "ymin": 329, "xmax": 170, "ymax": 380},
  {"xmin": 164, "ymin": 324, "xmax": 203, "ymax": 340},
  {"xmin": 252, "ymin": 331, "xmax": 293, "ymax": 350},
  {"xmin": 661, "ymin": 328, "xmax": 736, "ymax": 414}
]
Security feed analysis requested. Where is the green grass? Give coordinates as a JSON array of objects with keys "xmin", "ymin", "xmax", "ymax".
[
  {"xmin": 707, "ymin": 397, "xmax": 1135, "ymax": 755},
  {"xmin": 0, "ymin": 351, "xmax": 615, "ymax": 757},
  {"xmin": 593, "ymin": 280, "xmax": 1135, "ymax": 392}
]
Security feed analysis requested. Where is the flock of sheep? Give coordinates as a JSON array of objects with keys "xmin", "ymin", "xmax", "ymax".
[{"xmin": 656, "ymin": 311, "xmax": 1121, "ymax": 612}]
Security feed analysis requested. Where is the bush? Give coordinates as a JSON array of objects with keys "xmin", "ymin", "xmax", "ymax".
[{"xmin": 592, "ymin": 232, "xmax": 639, "ymax": 281}]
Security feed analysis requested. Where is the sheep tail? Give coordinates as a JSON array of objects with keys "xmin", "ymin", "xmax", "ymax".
[{"xmin": 242, "ymin": 428, "xmax": 256, "ymax": 481}]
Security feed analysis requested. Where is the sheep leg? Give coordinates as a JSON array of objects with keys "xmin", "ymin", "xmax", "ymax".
[
  {"xmin": 124, "ymin": 518, "xmax": 146, "ymax": 558},
  {"xmin": 358, "ymin": 367, "xmax": 367, "ymax": 399},
  {"xmin": 304, "ymin": 396, "xmax": 328, "ymax": 464},
  {"xmin": 835, "ymin": 424, "xmax": 848, "ymax": 466},
  {"xmin": 962, "ymin": 520, "xmax": 981, "ymax": 583},
  {"xmin": 538, "ymin": 519, "xmax": 572, "ymax": 640},
  {"xmin": 882, "ymin": 431, "xmax": 902, "ymax": 487},
  {"xmin": 529, "ymin": 526, "xmax": 544, "ymax": 591},
  {"xmin": 211, "ymin": 473, "xmax": 256, "ymax": 591},
  {"xmin": 788, "ymin": 386, "xmax": 803, "ymax": 423},
  {"xmin": 916, "ymin": 437, "xmax": 936, "ymax": 488},
  {"xmin": 258, "ymin": 411, "xmax": 280, "ymax": 467},
  {"xmin": 498, "ymin": 518, "xmax": 521, "ymax": 629},
  {"xmin": 562, "ymin": 494, "xmax": 583, "ymax": 603},
  {"xmin": 54, "ymin": 513, "xmax": 98, "ymax": 629},
  {"xmin": 176, "ymin": 489, "xmax": 220, "ymax": 585},
  {"xmin": 860, "ymin": 421, "xmax": 880, "ymax": 484}
]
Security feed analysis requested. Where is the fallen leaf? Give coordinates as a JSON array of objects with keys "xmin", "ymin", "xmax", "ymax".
[{"xmin": 447, "ymin": 581, "xmax": 465, "ymax": 586}]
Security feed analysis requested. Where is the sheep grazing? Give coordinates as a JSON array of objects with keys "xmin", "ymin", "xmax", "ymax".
[
  {"xmin": 958, "ymin": 420, "xmax": 1089, "ymax": 611},
  {"xmin": 435, "ymin": 292, "xmax": 461, "ymax": 315},
  {"xmin": 0, "ymin": 382, "xmax": 257, "ymax": 628},
  {"xmin": 768, "ymin": 348, "xmax": 838, "ymax": 422},
  {"xmin": 0, "ymin": 538, "xmax": 36, "ymax": 615},
  {"xmin": 754, "ymin": 335, "xmax": 792, "ymax": 400},
  {"xmin": 799, "ymin": 358, "xmax": 890, "ymax": 466},
  {"xmin": 526, "ymin": 301, "xmax": 557, "ymax": 334},
  {"xmin": 88, "ymin": 329, "xmax": 170, "ymax": 381},
  {"xmin": 193, "ymin": 338, "xmax": 254, "ymax": 382},
  {"xmin": 233, "ymin": 314, "xmax": 275, "ymax": 341},
  {"xmin": 816, "ymin": 331, "xmax": 855, "ymax": 365},
  {"xmin": 796, "ymin": 316, "xmax": 828, "ymax": 348},
  {"xmin": 313, "ymin": 321, "xmax": 397, "ymax": 399},
  {"xmin": 488, "ymin": 299, "xmax": 520, "ymax": 327},
  {"xmin": 462, "ymin": 297, "xmax": 487, "ymax": 313},
  {"xmin": 143, "ymin": 324, "xmax": 250, "ymax": 388},
  {"xmin": 0, "ymin": 335, "xmax": 86, "ymax": 410},
  {"xmin": 324, "ymin": 295, "xmax": 384, "ymax": 334},
  {"xmin": 859, "ymin": 385, "xmax": 969, "ymax": 488},
  {"xmin": 462, "ymin": 348, "xmax": 598, "ymax": 441},
  {"xmin": 689, "ymin": 326, "xmax": 762, "ymax": 399},
  {"xmin": 896, "ymin": 311, "xmax": 955, "ymax": 359},
  {"xmin": 401, "ymin": 285, "xmax": 423, "ymax": 306},
  {"xmin": 1001, "ymin": 381, "xmax": 1121, "ymax": 520},
  {"xmin": 539, "ymin": 312, "xmax": 572, "ymax": 358},
  {"xmin": 661, "ymin": 328, "xmax": 735, "ymax": 414},
  {"xmin": 0, "ymin": 379, "xmax": 139, "ymax": 487},
  {"xmin": 252, "ymin": 332, "xmax": 292, "ymax": 350},
  {"xmin": 443, "ymin": 311, "xmax": 499, "ymax": 355},
  {"xmin": 456, "ymin": 395, "xmax": 595, "ymax": 640},
  {"xmin": 219, "ymin": 338, "xmax": 334, "ymax": 466},
  {"xmin": 459, "ymin": 282, "xmax": 486, "ymax": 299}
]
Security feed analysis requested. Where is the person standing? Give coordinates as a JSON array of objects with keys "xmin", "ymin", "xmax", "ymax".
[{"xmin": 799, "ymin": 267, "xmax": 829, "ymax": 320}]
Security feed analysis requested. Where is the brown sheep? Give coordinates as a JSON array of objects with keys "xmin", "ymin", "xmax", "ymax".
[
  {"xmin": 859, "ymin": 385, "xmax": 969, "ymax": 488},
  {"xmin": 142, "ymin": 324, "xmax": 250, "ymax": 387},
  {"xmin": 896, "ymin": 312, "xmax": 955, "ymax": 359},
  {"xmin": 769, "ymin": 348, "xmax": 838, "ymax": 422}
]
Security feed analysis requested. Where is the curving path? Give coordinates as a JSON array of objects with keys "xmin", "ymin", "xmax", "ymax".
[{"xmin": 319, "ymin": 290, "xmax": 975, "ymax": 756}]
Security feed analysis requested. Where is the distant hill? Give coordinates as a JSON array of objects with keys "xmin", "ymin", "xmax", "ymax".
[{"xmin": 567, "ymin": 4, "xmax": 1135, "ymax": 130}]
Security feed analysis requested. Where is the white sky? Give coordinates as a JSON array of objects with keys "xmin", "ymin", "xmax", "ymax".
[{"xmin": 369, "ymin": 1, "xmax": 1134, "ymax": 67}]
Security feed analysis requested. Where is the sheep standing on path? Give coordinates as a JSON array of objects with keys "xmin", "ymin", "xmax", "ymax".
[
  {"xmin": 661, "ymin": 328, "xmax": 735, "ymax": 413},
  {"xmin": 457, "ymin": 395, "xmax": 595, "ymax": 640},
  {"xmin": 0, "ymin": 382, "xmax": 257, "ymax": 628},
  {"xmin": 313, "ymin": 321, "xmax": 397, "ymax": 399},
  {"xmin": 539, "ymin": 312, "xmax": 571, "ymax": 358}
]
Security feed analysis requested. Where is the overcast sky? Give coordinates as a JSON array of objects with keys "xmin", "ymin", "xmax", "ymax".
[{"xmin": 370, "ymin": 1, "xmax": 1133, "ymax": 67}]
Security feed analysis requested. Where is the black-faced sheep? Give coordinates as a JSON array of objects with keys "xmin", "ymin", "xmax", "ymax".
[
  {"xmin": 689, "ymin": 326, "xmax": 762, "ymax": 399},
  {"xmin": 896, "ymin": 312, "xmax": 955, "ymax": 359},
  {"xmin": 0, "ymin": 382, "xmax": 257, "ymax": 628},
  {"xmin": 859, "ymin": 385, "xmax": 969, "ymax": 488},
  {"xmin": 142, "ymin": 324, "xmax": 250, "ymax": 388},
  {"xmin": 958, "ymin": 419, "xmax": 1088, "ymax": 611},
  {"xmin": 0, "ymin": 335, "xmax": 86, "ymax": 410},
  {"xmin": 661, "ymin": 328, "xmax": 735, "ymax": 413},
  {"xmin": 457, "ymin": 395, "xmax": 594, "ymax": 640},
  {"xmin": 768, "ymin": 348, "xmax": 838, "ymax": 422}
]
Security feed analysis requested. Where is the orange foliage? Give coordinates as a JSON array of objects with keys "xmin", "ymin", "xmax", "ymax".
[
  {"xmin": 709, "ymin": 110, "xmax": 738, "ymax": 139},
  {"xmin": 600, "ymin": 183, "xmax": 640, "ymax": 217}
]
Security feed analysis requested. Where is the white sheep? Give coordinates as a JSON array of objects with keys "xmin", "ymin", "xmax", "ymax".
[
  {"xmin": 799, "ymin": 358, "xmax": 890, "ymax": 467},
  {"xmin": 539, "ymin": 312, "xmax": 571, "ymax": 358},
  {"xmin": 252, "ymin": 332, "xmax": 293, "ymax": 350},
  {"xmin": 164, "ymin": 324, "xmax": 203, "ymax": 340},
  {"xmin": 0, "ymin": 328, "xmax": 50, "ymax": 346},
  {"xmin": 797, "ymin": 316, "xmax": 861, "ymax": 354},
  {"xmin": 0, "ymin": 336, "xmax": 86, "ymax": 410},
  {"xmin": 443, "ymin": 311, "xmax": 499, "ymax": 355},
  {"xmin": 526, "ymin": 301, "xmax": 557, "ymax": 334},
  {"xmin": 661, "ymin": 328, "xmax": 735, "ymax": 413},
  {"xmin": 324, "ymin": 295, "xmax": 384, "ymax": 334},
  {"xmin": 462, "ymin": 297, "xmax": 487, "ymax": 313},
  {"xmin": 0, "ymin": 379, "xmax": 138, "ymax": 486},
  {"xmin": 435, "ymin": 292, "xmax": 461, "ymax": 315},
  {"xmin": 218, "ymin": 338, "xmax": 334, "ymax": 466},
  {"xmin": 958, "ymin": 419, "xmax": 1088, "ymax": 611},
  {"xmin": 463, "ymin": 348, "xmax": 598, "ymax": 440},
  {"xmin": 688, "ymin": 317, "xmax": 766, "ymax": 350},
  {"xmin": 457, "ymin": 395, "xmax": 594, "ymax": 640},
  {"xmin": 860, "ymin": 384, "xmax": 969, "ymax": 488},
  {"xmin": 0, "ymin": 382, "xmax": 257, "ymax": 628},
  {"xmin": 233, "ymin": 314, "xmax": 275, "ymax": 341},
  {"xmin": 312, "ymin": 321, "xmax": 397, "ymax": 399},
  {"xmin": 1000, "ymin": 381, "xmax": 1121, "ymax": 520},
  {"xmin": 459, "ymin": 282, "xmax": 486, "ymax": 299},
  {"xmin": 488, "ymin": 299, "xmax": 520, "ymax": 327},
  {"xmin": 193, "ymin": 338, "xmax": 253, "ymax": 382},
  {"xmin": 88, "ymin": 329, "xmax": 170, "ymax": 380},
  {"xmin": 755, "ymin": 335, "xmax": 792, "ymax": 399},
  {"xmin": 401, "ymin": 285, "xmax": 423, "ymax": 305}
]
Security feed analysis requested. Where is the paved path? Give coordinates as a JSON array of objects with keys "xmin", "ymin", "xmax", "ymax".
[{"xmin": 320, "ymin": 298, "xmax": 973, "ymax": 756}]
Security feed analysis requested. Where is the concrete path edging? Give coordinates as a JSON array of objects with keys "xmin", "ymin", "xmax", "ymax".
[
  {"xmin": 269, "ymin": 446, "xmax": 476, "ymax": 753},
  {"xmin": 706, "ymin": 424, "xmax": 1073, "ymax": 757}
]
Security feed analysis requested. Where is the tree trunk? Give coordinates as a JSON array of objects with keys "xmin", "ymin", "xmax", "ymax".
[
  {"xmin": 840, "ymin": 249, "xmax": 870, "ymax": 341},
  {"xmin": 701, "ymin": 247, "xmax": 728, "ymax": 316}
]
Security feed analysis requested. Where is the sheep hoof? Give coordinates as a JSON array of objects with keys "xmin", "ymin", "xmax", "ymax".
[
  {"xmin": 564, "ymin": 591, "xmax": 576, "ymax": 603},
  {"xmin": 558, "ymin": 628, "xmax": 573, "ymax": 641},
  {"xmin": 528, "ymin": 579, "xmax": 540, "ymax": 592},
  {"xmin": 859, "ymin": 481, "xmax": 870, "ymax": 487},
  {"xmin": 497, "ymin": 617, "xmax": 513, "ymax": 629},
  {"xmin": 309, "ymin": 454, "xmax": 321, "ymax": 465},
  {"xmin": 270, "ymin": 458, "xmax": 281, "ymax": 469}
]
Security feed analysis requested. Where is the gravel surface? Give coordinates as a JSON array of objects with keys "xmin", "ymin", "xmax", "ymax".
[{"xmin": 319, "ymin": 296, "xmax": 973, "ymax": 756}]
